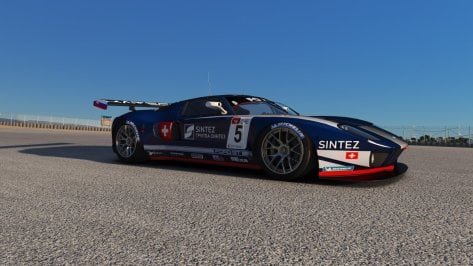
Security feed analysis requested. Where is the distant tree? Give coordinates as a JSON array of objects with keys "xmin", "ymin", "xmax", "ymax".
[
  {"xmin": 458, "ymin": 137, "xmax": 468, "ymax": 145},
  {"xmin": 447, "ymin": 137, "xmax": 456, "ymax": 144}
]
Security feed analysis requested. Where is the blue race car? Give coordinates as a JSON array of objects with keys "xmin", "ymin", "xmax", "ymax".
[{"xmin": 94, "ymin": 95, "xmax": 407, "ymax": 181}]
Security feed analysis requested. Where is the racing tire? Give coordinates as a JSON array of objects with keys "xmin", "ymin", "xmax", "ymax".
[
  {"xmin": 257, "ymin": 124, "xmax": 315, "ymax": 181},
  {"xmin": 113, "ymin": 120, "xmax": 148, "ymax": 163}
]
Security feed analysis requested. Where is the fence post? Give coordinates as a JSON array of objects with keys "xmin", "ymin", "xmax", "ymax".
[
  {"xmin": 10, "ymin": 112, "xmax": 13, "ymax": 126},
  {"xmin": 445, "ymin": 126, "xmax": 447, "ymax": 144}
]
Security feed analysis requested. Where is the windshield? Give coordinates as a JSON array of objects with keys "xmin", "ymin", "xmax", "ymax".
[
  {"xmin": 226, "ymin": 96, "xmax": 299, "ymax": 116},
  {"xmin": 273, "ymin": 102, "xmax": 300, "ymax": 116}
]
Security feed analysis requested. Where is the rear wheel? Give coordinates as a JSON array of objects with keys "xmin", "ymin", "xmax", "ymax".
[
  {"xmin": 258, "ymin": 124, "xmax": 315, "ymax": 181},
  {"xmin": 114, "ymin": 121, "xmax": 147, "ymax": 163}
]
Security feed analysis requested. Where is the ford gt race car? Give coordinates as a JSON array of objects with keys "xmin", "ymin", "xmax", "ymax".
[{"xmin": 94, "ymin": 95, "xmax": 407, "ymax": 181}]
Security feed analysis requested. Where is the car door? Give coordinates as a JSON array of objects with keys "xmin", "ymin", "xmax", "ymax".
[
  {"xmin": 178, "ymin": 98, "xmax": 231, "ymax": 149},
  {"xmin": 149, "ymin": 97, "xmax": 255, "ymax": 163},
  {"xmin": 178, "ymin": 98, "xmax": 255, "ymax": 163}
]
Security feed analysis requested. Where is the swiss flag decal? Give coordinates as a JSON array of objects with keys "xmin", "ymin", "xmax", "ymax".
[
  {"xmin": 159, "ymin": 122, "xmax": 173, "ymax": 141},
  {"xmin": 346, "ymin": 152, "xmax": 359, "ymax": 160}
]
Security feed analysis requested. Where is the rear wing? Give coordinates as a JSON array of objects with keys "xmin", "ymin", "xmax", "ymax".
[{"xmin": 93, "ymin": 99, "xmax": 170, "ymax": 111}]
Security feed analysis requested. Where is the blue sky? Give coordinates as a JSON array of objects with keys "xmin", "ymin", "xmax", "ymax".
[{"xmin": 1, "ymin": 1, "xmax": 472, "ymax": 125}]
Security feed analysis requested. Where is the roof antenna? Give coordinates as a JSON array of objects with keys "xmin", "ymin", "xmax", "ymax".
[{"xmin": 207, "ymin": 71, "xmax": 212, "ymax": 95}]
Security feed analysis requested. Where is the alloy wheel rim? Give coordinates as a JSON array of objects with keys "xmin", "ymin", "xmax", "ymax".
[
  {"xmin": 261, "ymin": 127, "xmax": 304, "ymax": 175},
  {"xmin": 116, "ymin": 124, "xmax": 137, "ymax": 158}
]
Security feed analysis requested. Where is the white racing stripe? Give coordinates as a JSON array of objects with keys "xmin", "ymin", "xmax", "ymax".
[
  {"xmin": 368, "ymin": 140, "xmax": 391, "ymax": 148},
  {"xmin": 184, "ymin": 115, "xmax": 339, "ymax": 128},
  {"xmin": 144, "ymin": 145, "xmax": 253, "ymax": 157},
  {"xmin": 317, "ymin": 150, "xmax": 372, "ymax": 167},
  {"xmin": 362, "ymin": 126, "xmax": 408, "ymax": 149},
  {"xmin": 319, "ymin": 160, "xmax": 349, "ymax": 168},
  {"xmin": 258, "ymin": 115, "xmax": 339, "ymax": 128},
  {"xmin": 291, "ymin": 116, "xmax": 339, "ymax": 128}
]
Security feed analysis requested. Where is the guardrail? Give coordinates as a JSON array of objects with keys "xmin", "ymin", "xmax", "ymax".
[{"xmin": 0, "ymin": 112, "xmax": 110, "ymax": 132}]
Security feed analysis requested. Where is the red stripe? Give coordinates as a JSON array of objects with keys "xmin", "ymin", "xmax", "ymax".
[
  {"xmin": 318, "ymin": 165, "xmax": 395, "ymax": 178},
  {"xmin": 149, "ymin": 156, "xmax": 262, "ymax": 170}
]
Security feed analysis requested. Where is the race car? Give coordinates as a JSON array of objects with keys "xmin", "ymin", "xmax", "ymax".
[{"xmin": 93, "ymin": 95, "xmax": 407, "ymax": 180}]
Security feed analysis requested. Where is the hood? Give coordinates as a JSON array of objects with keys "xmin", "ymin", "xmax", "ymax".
[{"xmin": 309, "ymin": 116, "xmax": 408, "ymax": 149}]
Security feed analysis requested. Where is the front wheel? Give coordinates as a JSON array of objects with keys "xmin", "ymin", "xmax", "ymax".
[
  {"xmin": 258, "ymin": 124, "xmax": 315, "ymax": 181},
  {"xmin": 114, "ymin": 120, "xmax": 147, "ymax": 163}
]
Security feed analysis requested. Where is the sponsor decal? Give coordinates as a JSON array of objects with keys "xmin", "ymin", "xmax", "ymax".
[
  {"xmin": 231, "ymin": 117, "xmax": 241, "ymax": 124},
  {"xmin": 184, "ymin": 124, "xmax": 195, "ymax": 140},
  {"xmin": 196, "ymin": 125, "xmax": 215, "ymax": 134},
  {"xmin": 245, "ymin": 97, "xmax": 263, "ymax": 102},
  {"xmin": 194, "ymin": 125, "xmax": 226, "ymax": 140},
  {"xmin": 148, "ymin": 151, "xmax": 165, "ymax": 156},
  {"xmin": 213, "ymin": 148, "xmax": 251, "ymax": 157},
  {"xmin": 318, "ymin": 150, "xmax": 371, "ymax": 168},
  {"xmin": 190, "ymin": 153, "xmax": 204, "ymax": 160},
  {"xmin": 126, "ymin": 121, "xmax": 140, "ymax": 141},
  {"xmin": 270, "ymin": 122, "xmax": 304, "ymax": 138},
  {"xmin": 213, "ymin": 149, "xmax": 235, "ymax": 156},
  {"xmin": 227, "ymin": 117, "xmax": 252, "ymax": 149},
  {"xmin": 230, "ymin": 157, "xmax": 249, "ymax": 163},
  {"xmin": 346, "ymin": 151, "xmax": 359, "ymax": 160},
  {"xmin": 169, "ymin": 152, "xmax": 185, "ymax": 157},
  {"xmin": 318, "ymin": 140, "xmax": 360, "ymax": 150},
  {"xmin": 158, "ymin": 122, "xmax": 173, "ymax": 141},
  {"xmin": 212, "ymin": 155, "xmax": 225, "ymax": 161},
  {"xmin": 322, "ymin": 166, "xmax": 355, "ymax": 172}
]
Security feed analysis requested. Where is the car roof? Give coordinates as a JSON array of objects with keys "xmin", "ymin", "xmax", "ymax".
[{"xmin": 172, "ymin": 94, "xmax": 270, "ymax": 105}]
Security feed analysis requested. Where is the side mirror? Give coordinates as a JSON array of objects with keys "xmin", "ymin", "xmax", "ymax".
[{"xmin": 205, "ymin": 101, "xmax": 228, "ymax": 115}]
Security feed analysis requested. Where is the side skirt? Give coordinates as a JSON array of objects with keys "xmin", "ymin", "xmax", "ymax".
[{"xmin": 149, "ymin": 155, "xmax": 262, "ymax": 170}]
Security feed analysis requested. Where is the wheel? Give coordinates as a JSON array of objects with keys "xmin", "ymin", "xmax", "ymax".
[
  {"xmin": 258, "ymin": 124, "xmax": 315, "ymax": 180},
  {"xmin": 114, "ymin": 120, "xmax": 147, "ymax": 163}
]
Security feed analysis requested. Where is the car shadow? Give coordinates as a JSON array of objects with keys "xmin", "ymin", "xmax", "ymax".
[
  {"xmin": 0, "ymin": 142, "xmax": 72, "ymax": 149},
  {"xmin": 19, "ymin": 145, "xmax": 268, "ymax": 179},
  {"xmin": 20, "ymin": 145, "xmax": 121, "ymax": 165},
  {"xmin": 20, "ymin": 144, "xmax": 407, "ymax": 186}
]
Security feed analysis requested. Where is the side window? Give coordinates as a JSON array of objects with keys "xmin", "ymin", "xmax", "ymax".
[{"xmin": 181, "ymin": 99, "xmax": 224, "ymax": 117}]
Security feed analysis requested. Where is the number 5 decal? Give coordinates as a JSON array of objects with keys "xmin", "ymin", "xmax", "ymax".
[
  {"xmin": 234, "ymin": 125, "xmax": 243, "ymax": 143},
  {"xmin": 227, "ymin": 117, "xmax": 252, "ymax": 149}
]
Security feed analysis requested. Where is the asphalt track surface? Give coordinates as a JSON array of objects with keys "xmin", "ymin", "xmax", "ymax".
[{"xmin": 1, "ymin": 127, "xmax": 472, "ymax": 264}]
